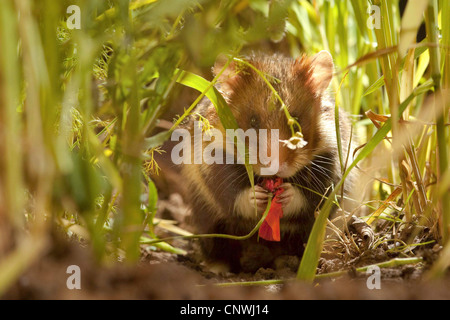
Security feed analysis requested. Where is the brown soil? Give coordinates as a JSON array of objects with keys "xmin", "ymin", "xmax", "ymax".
[
  {"xmin": 3, "ymin": 192, "xmax": 449, "ymax": 300},
  {"xmin": 3, "ymin": 235, "xmax": 450, "ymax": 300}
]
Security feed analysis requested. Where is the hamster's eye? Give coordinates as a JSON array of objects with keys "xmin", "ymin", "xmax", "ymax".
[{"xmin": 250, "ymin": 116, "xmax": 260, "ymax": 129}]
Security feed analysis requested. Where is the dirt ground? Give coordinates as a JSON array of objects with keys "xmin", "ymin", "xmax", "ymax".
[
  {"xmin": 3, "ymin": 192, "xmax": 450, "ymax": 300},
  {"xmin": 3, "ymin": 234, "xmax": 450, "ymax": 300}
]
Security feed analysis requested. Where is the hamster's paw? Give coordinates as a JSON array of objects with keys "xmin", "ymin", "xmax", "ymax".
[
  {"xmin": 249, "ymin": 185, "xmax": 269, "ymax": 214},
  {"xmin": 277, "ymin": 183, "xmax": 295, "ymax": 208}
]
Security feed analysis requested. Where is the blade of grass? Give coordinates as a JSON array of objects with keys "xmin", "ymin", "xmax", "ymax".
[
  {"xmin": 0, "ymin": 238, "xmax": 49, "ymax": 297},
  {"xmin": 398, "ymin": 0, "xmax": 430, "ymax": 57},
  {"xmin": 216, "ymin": 257, "xmax": 423, "ymax": 287},
  {"xmin": 425, "ymin": 0, "xmax": 450, "ymax": 243},
  {"xmin": 297, "ymin": 88, "xmax": 420, "ymax": 282},
  {"xmin": 144, "ymin": 193, "xmax": 273, "ymax": 245},
  {"xmin": 171, "ymin": 66, "xmax": 255, "ymax": 190},
  {"xmin": 0, "ymin": 0, "xmax": 24, "ymax": 231},
  {"xmin": 366, "ymin": 186, "xmax": 402, "ymax": 225}
]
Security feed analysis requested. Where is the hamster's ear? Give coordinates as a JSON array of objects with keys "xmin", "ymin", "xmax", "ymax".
[
  {"xmin": 212, "ymin": 55, "xmax": 242, "ymax": 94},
  {"xmin": 310, "ymin": 50, "xmax": 334, "ymax": 93}
]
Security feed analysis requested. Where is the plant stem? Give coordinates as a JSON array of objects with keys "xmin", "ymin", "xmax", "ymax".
[
  {"xmin": 213, "ymin": 257, "xmax": 424, "ymax": 287},
  {"xmin": 142, "ymin": 195, "xmax": 273, "ymax": 245},
  {"xmin": 426, "ymin": 0, "xmax": 450, "ymax": 243}
]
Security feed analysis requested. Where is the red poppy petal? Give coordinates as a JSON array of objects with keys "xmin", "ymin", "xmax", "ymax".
[{"xmin": 258, "ymin": 178, "xmax": 284, "ymax": 242}]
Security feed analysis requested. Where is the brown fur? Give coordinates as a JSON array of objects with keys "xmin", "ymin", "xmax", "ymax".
[{"xmin": 181, "ymin": 52, "xmax": 355, "ymax": 273}]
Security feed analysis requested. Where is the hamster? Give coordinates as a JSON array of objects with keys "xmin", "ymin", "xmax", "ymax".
[{"xmin": 180, "ymin": 51, "xmax": 357, "ymax": 273}]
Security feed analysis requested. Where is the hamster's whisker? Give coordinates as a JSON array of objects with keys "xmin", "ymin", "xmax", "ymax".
[
  {"xmin": 310, "ymin": 162, "xmax": 334, "ymax": 179},
  {"xmin": 304, "ymin": 165, "xmax": 327, "ymax": 192}
]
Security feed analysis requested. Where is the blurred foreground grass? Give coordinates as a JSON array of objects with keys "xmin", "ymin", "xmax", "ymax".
[{"xmin": 0, "ymin": 0, "xmax": 449, "ymax": 293}]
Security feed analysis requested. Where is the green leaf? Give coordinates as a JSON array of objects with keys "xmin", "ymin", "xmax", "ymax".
[
  {"xmin": 176, "ymin": 70, "xmax": 239, "ymax": 130},
  {"xmin": 143, "ymin": 130, "xmax": 171, "ymax": 149},
  {"xmin": 175, "ymin": 69, "xmax": 254, "ymax": 188},
  {"xmin": 398, "ymin": 0, "xmax": 430, "ymax": 57},
  {"xmin": 363, "ymin": 75, "xmax": 385, "ymax": 97}
]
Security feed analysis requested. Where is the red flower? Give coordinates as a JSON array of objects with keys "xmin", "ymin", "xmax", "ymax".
[{"xmin": 258, "ymin": 178, "xmax": 284, "ymax": 242}]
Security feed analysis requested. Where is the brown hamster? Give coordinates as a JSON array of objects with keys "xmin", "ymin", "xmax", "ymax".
[{"xmin": 179, "ymin": 51, "xmax": 357, "ymax": 273}]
